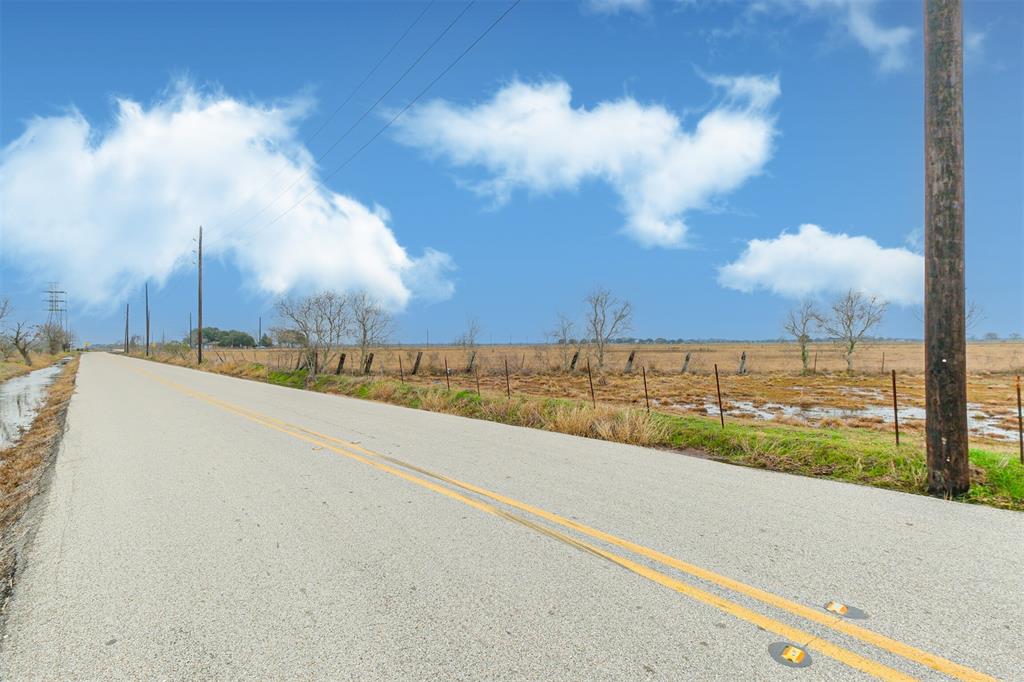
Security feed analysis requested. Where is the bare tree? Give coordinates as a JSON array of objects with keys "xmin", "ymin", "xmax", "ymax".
[
  {"xmin": 584, "ymin": 287, "xmax": 632, "ymax": 369},
  {"xmin": 547, "ymin": 313, "xmax": 579, "ymax": 370},
  {"xmin": 349, "ymin": 291, "xmax": 393, "ymax": 367},
  {"xmin": 783, "ymin": 300, "xmax": 818, "ymax": 373},
  {"xmin": 818, "ymin": 290, "xmax": 887, "ymax": 372},
  {"xmin": 0, "ymin": 297, "xmax": 9, "ymax": 327},
  {"xmin": 8, "ymin": 321, "xmax": 37, "ymax": 365},
  {"xmin": 40, "ymin": 322, "xmax": 71, "ymax": 354},
  {"xmin": 274, "ymin": 292, "xmax": 351, "ymax": 375},
  {"xmin": 454, "ymin": 315, "xmax": 482, "ymax": 348}
]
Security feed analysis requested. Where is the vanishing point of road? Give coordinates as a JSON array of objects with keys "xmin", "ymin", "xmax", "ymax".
[{"xmin": 1, "ymin": 353, "xmax": 1020, "ymax": 680}]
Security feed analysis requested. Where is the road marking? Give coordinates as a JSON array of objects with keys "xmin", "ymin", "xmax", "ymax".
[{"xmin": 130, "ymin": 363, "xmax": 997, "ymax": 681}]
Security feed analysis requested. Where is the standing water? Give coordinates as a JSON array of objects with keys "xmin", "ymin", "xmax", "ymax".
[{"xmin": 0, "ymin": 361, "xmax": 68, "ymax": 450}]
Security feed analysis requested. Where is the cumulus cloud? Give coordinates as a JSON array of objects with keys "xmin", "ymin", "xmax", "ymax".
[
  {"xmin": 392, "ymin": 74, "xmax": 779, "ymax": 247},
  {"xmin": 718, "ymin": 224, "xmax": 923, "ymax": 305},
  {"xmin": 0, "ymin": 82, "xmax": 453, "ymax": 310}
]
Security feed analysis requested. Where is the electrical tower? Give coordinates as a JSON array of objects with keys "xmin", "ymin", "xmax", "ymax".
[{"xmin": 44, "ymin": 282, "xmax": 70, "ymax": 350}]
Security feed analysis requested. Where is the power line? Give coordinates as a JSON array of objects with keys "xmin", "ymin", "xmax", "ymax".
[
  {"xmin": 246, "ymin": 0, "xmax": 520, "ymax": 240},
  {"xmin": 208, "ymin": 1, "xmax": 436, "ymax": 238},
  {"xmin": 209, "ymin": 1, "xmax": 473, "ymax": 248}
]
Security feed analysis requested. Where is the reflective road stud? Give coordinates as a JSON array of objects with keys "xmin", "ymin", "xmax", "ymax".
[
  {"xmin": 769, "ymin": 642, "xmax": 812, "ymax": 668},
  {"xmin": 825, "ymin": 601, "xmax": 849, "ymax": 616}
]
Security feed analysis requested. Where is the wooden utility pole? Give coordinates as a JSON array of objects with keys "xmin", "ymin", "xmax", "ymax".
[
  {"xmin": 258, "ymin": 316, "xmax": 262, "ymax": 346},
  {"xmin": 123, "ymin": 303, "xmax": 129, "ymax": 354},
  {"xmin": 197, "ymin": 225, "xmax": 204, "ymax": 364},
  {"xmin": 145, "ymin": 282, "xmax": 151, "ymax": 357},
  {"xmin": 924, "ymin": 0, "xmax": 969, "ymax": 496}
]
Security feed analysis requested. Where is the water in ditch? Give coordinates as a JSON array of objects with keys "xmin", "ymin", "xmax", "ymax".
[{"xmin": 0, "ymin": 361, "xmax": 67, "ymax": 450}]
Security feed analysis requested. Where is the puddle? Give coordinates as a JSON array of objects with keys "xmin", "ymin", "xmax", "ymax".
[
  {"xmin": 0, "ymin": 362, "xmax": 66, "ymax": 450},
  {"xmin": 689, "ymin": 398, "xmax": 1018, "ymax": 441}
]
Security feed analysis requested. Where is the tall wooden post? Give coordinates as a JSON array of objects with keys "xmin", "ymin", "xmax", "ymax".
[
  {"xmin": 197, "ymin": 225, "xmax": 204, "ymax": 364},
  {"xmin": 924, "ymin": 0, "xmax": 969, "ymax": 496},
  {"xmin": 145, "ymin": 282, "xmax": 150, "ymax": 357}
]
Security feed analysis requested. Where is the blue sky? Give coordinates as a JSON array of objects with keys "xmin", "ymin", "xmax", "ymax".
[{"xmin": 1, "ymin": 0, "xmax": 1021, "ymax": 345}]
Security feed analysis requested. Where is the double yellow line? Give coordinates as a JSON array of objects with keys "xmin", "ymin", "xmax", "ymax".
[{"xmin": 131, "ymin": 364, "xmax": 996, "ymax": 682}]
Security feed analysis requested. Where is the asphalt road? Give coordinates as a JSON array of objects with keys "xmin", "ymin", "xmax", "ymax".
[{"xmin": 1, "ymin": 353, "xmax": 1020, "ymax": 680}]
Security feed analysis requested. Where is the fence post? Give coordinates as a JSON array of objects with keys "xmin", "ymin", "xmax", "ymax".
[
  {"xmin": 714, "ymin": 363, "xmax": 724, "ymax": 428},
  {"xmin": 476, "ymin": 369, "xmax": 481, "ymax": 396},
  {"xmin": 681, "ymin": 351, "xmax": 691, "ymax": 374},
  {"xmin": 569, "ymin": 350, "xmax": 579, "ymax": 372},
  {"xmin": 813, "ymin": 351, "xmax": 818, "ymax": 374},
  {"xmin": 399, "ymin": 355, "xmax": 404, "ymax": 383},
  {"xmin": 504, "ymin": 358, "xmax": 511, "ymax": 398},
  {"xmin": 363, "ymin": 352, "xmax": 374, "ymax": 375},
  {"xmin": 1016, "ymin": 375, "xmax": 1022, "ymax": 464},
  {"xmin": 892, "ymin": 369, "xmax": 900, "ymax": 446},
  {"xmin": 881, "ymin": 351, "xmax": 886, "ymax": 375},
  {"xmin": 642, "ymin": 365, "xmax": 650, "ymax": 413},
  {"xmin": 444, "ymin": 356, "xmax": 451, "ymax": 390},
  {"xmin": 587, "ymin": 358, "xmax": 596, "ymax": 408},
  {"xmin": 625, "ymin": 350, "xmax": 636, "ymax": 374},
  {"xmin": 412, "ymin": 350, "xmax": 422, "ymax": 375},
  {"xmin": 335, "ymin": 352, "xmax": 346, "ymax": 375}
]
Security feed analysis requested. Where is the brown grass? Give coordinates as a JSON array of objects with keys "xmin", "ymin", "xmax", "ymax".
[
  {"xmin": 0, "ymin": 357, "xmax": 79, "ymax": 608},
  {"xmin": 153, "ymin": 340, "xmax": 1024, "ymax": 453}
]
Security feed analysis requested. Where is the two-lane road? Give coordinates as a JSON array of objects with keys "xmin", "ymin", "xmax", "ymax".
[{"xmin": 2, "ymin": 353, "xmax": 1019, "ymax": 679}]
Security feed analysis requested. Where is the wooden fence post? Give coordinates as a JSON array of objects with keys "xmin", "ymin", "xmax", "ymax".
[
  {"xmin": 624, "ymin": 350, "xmax": 636, "ymax": 374},
  {"xmin": 504, "ymin": 358, "xmax": 511, "ymax": 398},
  {"xmin": 587, "ymin": 358, "xmax": 596, "ymax": 408},
  {"xmin": 714, "ymin": 363, "xmax": 725, "ymax": 428},
  {"xmin": 642, "ymin": 366, "xmax": 650, "ymax": 413},
  {"xmin": 444, "ymin": 356, "xmax": 451, "ymax": 390},
  {"xmin": 399, "ymin": 356, "xmax": 404, "ymax": 383},
  {"xmin": 892, "ymin": 369, "xmax": 900, "ymax": 446}
]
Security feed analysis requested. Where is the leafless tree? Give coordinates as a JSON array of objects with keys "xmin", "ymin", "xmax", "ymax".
[
  {"xmin": 818, "ymin": 290, "xmax": 888, "ymax": 372},
  {"xmin": 349, "ymin": 291, "xmax": 393, "ymax": 367},
  {"xmin": 966, "ymin": 301, "xmax": 984, "ymax": 332},
  {"xmin": 8, "ymin": 321, "xmax": 37, "ymax": 365},
  {"xmin": 454, "ymin": 315, "xmax": 482, "ymax": 348},
  {"xmin": 40, "ymin": 322, "xmax": 71, "ymax": 354},
  {"xmin": 584, "ymin": 287, "xmax": 632, "ymax": 369},
  {"xmin": 547, "ymin": 313, "xmax": 579, "ymax": 370},
  {"xmin": 0, "ymin": 297, "xmax": 9, "ymax": 327},
  {"xmin": 274, "ymin": 292, "xmax": 352, "ymax": 375},
  {"xmin": 783, "ymin": 300, "xmax": 818, "ymax": 373}
]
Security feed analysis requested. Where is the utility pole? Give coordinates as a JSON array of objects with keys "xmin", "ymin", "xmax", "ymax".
[
  {"xmin": 258, "ymin": 316, "xmax": 262, "ymax": 346},
  {"xmin": 925, "ymin": 0, "xmax": 969, "ymax": 496},
  {"xmin": 124, "ymin": 303, "xmax": 130, "ymax": 354},
  {"xmin": 197, "ymin": 225, "xmax": 204, "ymax": 364},
  {"xmin": 145, "ymin": 282, "xmax": 151, "ymax": 357}
]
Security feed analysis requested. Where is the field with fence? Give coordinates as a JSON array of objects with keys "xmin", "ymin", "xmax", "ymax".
[{"xmin": 188, "ymin": 340, "xmax": 1023, "ymax": 452}]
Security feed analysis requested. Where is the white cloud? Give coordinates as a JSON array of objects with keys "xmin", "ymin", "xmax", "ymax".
[
  {"xmin": 696, "ymin": 0, "xmax": 913, "ymax": 72},
  {"xmin": 0, "ymin": 82, "xmax": 452, "ymax": 310},
  {"xmin": 392, "ymin": 75, "xmax": 779, "ymax": 247},
  {"xmin": 585, "ymin": 0, "xmax": 650, "ymax": 14},
  {"xmin": 965, "ymin": 28, "xmax": 987, "ymax": 67},
  {"xmin": 718, "ymin": 223, "xmax": 923, "ymax": 304}
]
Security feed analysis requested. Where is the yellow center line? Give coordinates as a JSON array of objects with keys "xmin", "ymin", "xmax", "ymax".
[{"xmin": 131, "ymin": 364, "xmax": 994, "ymax": 681}]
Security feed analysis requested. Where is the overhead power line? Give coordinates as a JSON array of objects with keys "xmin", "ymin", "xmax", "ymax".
[
  {"xmin": 208, "ymin": 1, "xmax": 437, "ymax": 238},
  {"xmin": 246, "ymin": 0, "xmax": 521, "ymax": 240},
  {"xmin": 211, "ymin": 1, "xmax": 475, "ymax": 248}
]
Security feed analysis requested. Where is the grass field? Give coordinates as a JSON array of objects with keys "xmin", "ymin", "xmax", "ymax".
[{"xmin": 192, "ymin": 341, "xmax": 1024, "ymax": 452}]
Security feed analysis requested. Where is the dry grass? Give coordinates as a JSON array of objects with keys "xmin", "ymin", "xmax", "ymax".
[
  {"xmin": 208, "ymin": 340, "xmax": 1024, "ymax": 376},
  {"xmin": 153, "ymin": 340, "xmax": 1024, "ymax": 452},
  {"xmin": 0, "ymin": 352, "xmax": 65, "ymax": 383},
  {"xmin": 0, "ymin": 357, "xmax": 79, "ymax": 608}
]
